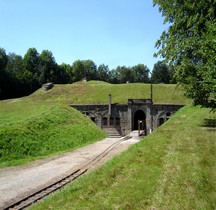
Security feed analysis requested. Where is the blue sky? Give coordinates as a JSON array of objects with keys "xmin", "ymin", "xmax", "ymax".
[{"xmin": 0, "ymin": 0, "xmax": 167, "ymax": 70}]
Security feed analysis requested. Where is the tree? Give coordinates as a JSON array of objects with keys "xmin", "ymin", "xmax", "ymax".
[
  {"xmin": 108, "ymin": 69, "xmax": 120, "ymax": 84},
  {"xmin": 83, "ymin": 60, "xmax": 97, "ymax": 81},
  {"xmin": 72, "ymin": 60, "xmax": 85, "ymax": 82},
  {"xmin": 6, "ymin": 53, "xmax": 23, "ymax": 78},
  {"xmin": 97, "ymin": 64, "xmax": 109, "ymax": 82},
  {"xmin": 23, "ymin": 48, "xmax": 39, "ymax": 74},
  {"xmin": 152, "ymin": 61, "xmax": 171, "ymax": 84},
  {"xmin": 116, "ymin": 66, "xmax": 133, "ymax": 83},
  {"xmin": 72, "ymin": 60, "xmax": 97, "ymax": 82},
  {"xmin": 153, "ymin": 0, "xmax": 216, "ymax": 107},
  {"xmin": 5, "ymin": 53, "xmax": 26, "ymax": 97},
  {"xmin": 0, "ymin": 48, "xmax": 9, "ymax": 98},
  {"xmin": 58, "ymin": 63, "xmax": 73, "ymax": 83},
  {"xmin": 132, "ymin": 64, "xmax": 149, "ymax": 83},
  {"xmin": 0, "ymin": 48, "xmax": 8, "ymax": 71},
  {"xmin": 38, "ymin": 50, "xmax": 57, "ymax": 84},
  {"xmin": 22, "ymin": 48, "xmax": 40, "ymax": 91}
]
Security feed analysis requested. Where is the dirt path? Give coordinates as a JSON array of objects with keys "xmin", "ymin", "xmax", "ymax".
[{"xmin": 0, "ymin": 132, "xmax": 141, "ymax": 209}]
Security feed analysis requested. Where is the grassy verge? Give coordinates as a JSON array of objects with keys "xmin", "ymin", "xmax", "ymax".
[
  {"xmin": 0, "ymin": 105, "xmax": 106, "ymax": 167},
  {"xmin": 31, "ymin": 105, "xmax": 216, "ymax": 210}
]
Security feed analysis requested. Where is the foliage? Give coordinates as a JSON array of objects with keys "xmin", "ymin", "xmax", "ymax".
[
  {"xmin": 31, "ymin": 105, "xmax": 216, "ymax": 210},
  {"xmin": 0, "ymin": 47, "xmax": 154, "ymax": 100},
  {"xmin": 152, "ymin": 61, "xmax": 174, "ymax": 84},
  {"xmin": 58, "ymin": 63, "xmax": 73, "ymax": 83},
  {"xmin": 22, "ymin": 48, "xmax": 40, "ymax": 91},
  {"xmin": 153, "ymin": 0, "xmax": 216, "ymax": 107},
  {"xmin": 132, "ymin": 64, "xmax": 149, "ymax": 83},
  {"xmin": 72, "ymin": 59, "xmax": 97, "ymax": 82},
  {"xmin": 113, "ymin": 65, "xmax": 150, "ymax": 84},
  {"xmin": 108, "ymin": 68, "xmax": 120, "ymax": 84},
  {"xmin": 116, "ymin": 65, "xmax": 132, "ymax": 83},
  {"xmin": 97, "ymin": 64, "xmax": 110, "ymax": 82},
  {"xmin": 38, "ymin": 50, "xmax": 58, "ymax": 84},
  {"xmin": 0, "ymin": 48, "xmax": 8, "ymax": 71},
  {"xmin": 0, "ymin": 48, "xmax": 10, "ymax": 98}
]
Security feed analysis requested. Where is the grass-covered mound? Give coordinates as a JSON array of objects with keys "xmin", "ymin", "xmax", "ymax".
[
  {"xmin": 0, "ymin": 81, "xmax": 191, "ymax": 167},
  {"xmin": 31, "ymin": 105, "xmax": 216, "ymax": 210},
  {"xmin": 0, "ymin": 104, "xmax": 106, "ymax": 167},
  {"xmin": 30, "ymin": 81, "xmax": 192, "ymax": 105}
]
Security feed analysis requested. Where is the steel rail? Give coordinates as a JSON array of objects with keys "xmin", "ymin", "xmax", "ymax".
[{"xmin": 5, "ymin": 137, "xmax": 130, "ymax": 210}]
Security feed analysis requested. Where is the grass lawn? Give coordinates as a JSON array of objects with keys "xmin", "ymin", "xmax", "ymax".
[
  {"xmin": 31, "ymin": 105, "xmax": 216, "ymax": 210},
  {"xmin": 30, "ymin": 81, "xmax": 191, "ymax": 105}
]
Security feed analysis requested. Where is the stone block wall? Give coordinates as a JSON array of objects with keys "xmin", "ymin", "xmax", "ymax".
[{"xmin": 70, "ymin": 100, "xmax": 184, "ymax": 136}]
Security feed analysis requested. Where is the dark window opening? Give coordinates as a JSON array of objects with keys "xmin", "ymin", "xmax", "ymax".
[
  {"xmin": 103, "ymin": 117, "xmax": 108, "ymax": 126},
  {"xmin": 159, "ymin": 118, "xmax": 164, "ymax": 126},
  {"xmin": 110, "ymin": 117, "xmax": 114, "ymax": 126},
  {"xmin": 91, "ymin": 117, "xmax": 96, "ymax": 122},
  {"xmin": 166, "ymin": 112, "xmax": 171, "ymax": 116},
  {"xmin": 166, "ymin": 112, "xmax": 171, "ymax": 121},
  {"xmin": 116, "ymin": 117, "xmax": 120, "ymax": 126}
]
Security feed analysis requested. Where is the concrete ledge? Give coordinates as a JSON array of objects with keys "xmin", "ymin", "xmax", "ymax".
[{"xmin": 42, "ymin": 83, "xmax": 54, "ymax": 91}]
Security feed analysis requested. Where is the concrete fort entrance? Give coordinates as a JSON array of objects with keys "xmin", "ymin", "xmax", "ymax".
[
  {"xmin": 133, "ymin": 110, "xmax": 146, "ymax": 131},
  {"xmin": 70, "ymin": 96, "xmax": 183, "ymax": 137}
]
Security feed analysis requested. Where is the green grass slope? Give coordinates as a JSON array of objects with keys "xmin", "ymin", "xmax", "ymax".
[
  {"xmin": 0, "ymin": 104, "xmax": 106, "ymax": 167},
  {"xmin": 30, "ymin": 81, "xmax": 191, "ymax": 105},
  {"xmin": 0, "ymin": 81, "xmax": 190, "ymax": 167},
  {"xmin": 0, "ymin": 106, "xmax": 106, "ymax": 166},
  {"xmin": 31, "ymin": 105, "xmax": 216, "ymax": 210}
]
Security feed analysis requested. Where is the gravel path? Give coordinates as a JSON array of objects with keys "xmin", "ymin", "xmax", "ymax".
[{"xmin": 0, "ymin": 132, "xmax": 141, "ymax": 209}]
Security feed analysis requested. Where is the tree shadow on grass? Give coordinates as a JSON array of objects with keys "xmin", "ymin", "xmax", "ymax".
[{"xmin": 201, "ymin": 118, "xmax": 216, "ymax": 131}]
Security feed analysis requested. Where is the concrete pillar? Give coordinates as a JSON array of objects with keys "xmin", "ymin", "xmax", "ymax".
[
  {"xmin": 146, "ymin": 100, "xmax": 152, "ymax": 134},
  {"xmin": 108, "ymin": 94, "xmax": 111, "ymax": 126}
]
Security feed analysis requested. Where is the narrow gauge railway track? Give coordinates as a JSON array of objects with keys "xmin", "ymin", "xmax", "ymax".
[{"xmin": 5, "ymin": 136, "xmax": 131, "ymax": 210}]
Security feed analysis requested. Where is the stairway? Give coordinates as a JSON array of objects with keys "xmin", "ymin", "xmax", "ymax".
[{"xmin": 103, "ymin": 127, "xmax": 121, "ymax": 138}]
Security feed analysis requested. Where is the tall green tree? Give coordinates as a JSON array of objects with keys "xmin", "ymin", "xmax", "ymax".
[
  {"xmin": 83, "ymin": 60, "xmax": 97, "ymax": 81},
  {"xmin": 97, "ymin": 64, "xmax": 109, "ymax": 82},
  {"xmin": 152, "ymin": 61, "xmax": 171, "ymax": 84},
  {"xmin": 39, "ymin": 50, "xmax": 57, "ymax": 84},
  {"xmin": 153, "ymin": 0, "xmax": 216, "ymax": 107},
  {"xmin": 58, "ymin": 63, "xmax": 73, "ymax": 83},
  {"xmin": 0, "ymin": 48, "xmax": 9, "ymax": 98},
  {"xmin": 6, "ymin": 53, "xmax": 23, "ymax": 79},
  {"xmin": 108, "ymin": 69, "xmax": 120, "ymax": 84},
  {"xmin": 72, "ymin": 60, "xmax": 86, "ymax": 82},
  {"xmin": 0, "ymin": 48, "xmax": 8, "ymax": 71},
  {"xmin": 22, "ymin": 48, "xmax": 40, "ymax": 91},
  {"xmin": 72, "ymin": 60, "xmax": 97, "ymax": 82},
  {"xmin": 132, "ymin": 64, "xmax": 149, "ymax": 83},
  {"xmin": 5, "ymin": 53, "xmax": 27, "ymax": 97},
  {"xmin": 116, "ymin": 66, "xmax": 133, "ymax": 83}
]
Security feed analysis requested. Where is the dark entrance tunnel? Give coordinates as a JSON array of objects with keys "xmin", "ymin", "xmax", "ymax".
[{"xmin": 133, "ymin": 110, "xmax": 146, "ymax": 131}]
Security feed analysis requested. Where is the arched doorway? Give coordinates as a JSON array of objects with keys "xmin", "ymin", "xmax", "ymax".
[{"xmin": 133, "ymin": 110, "xmax": 146, "ymax": 131}]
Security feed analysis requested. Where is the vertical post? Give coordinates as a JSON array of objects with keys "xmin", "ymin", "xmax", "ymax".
[
  {"xmin": 138, "ymin": 120, "xmax": 140, "ymax": 136},
  {"xmin": 150, "ymin": 73, "xmax": 153, "ymax": 133},
  {"xmin": 108, "ymin": 94, "xmax": 111, "ymax": 126}
]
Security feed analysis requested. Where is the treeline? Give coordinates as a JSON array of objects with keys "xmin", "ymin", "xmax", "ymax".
[{"xmin": 0, "ymin": 47, "xmax": 175, "ymax": 99}]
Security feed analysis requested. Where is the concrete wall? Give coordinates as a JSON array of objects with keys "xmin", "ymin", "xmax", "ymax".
[
  {"xmin": 70, "ymin": 100, "xmax": 184, "ymax": 136},
  {"xmin": 153, "ymin": 104, "xmax": 184, "ymax": 129}
]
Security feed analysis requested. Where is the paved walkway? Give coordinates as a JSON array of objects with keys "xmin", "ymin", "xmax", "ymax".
[{"xmin": 0, "ymin": 131, "xmax": 142, "ymax": 209}]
